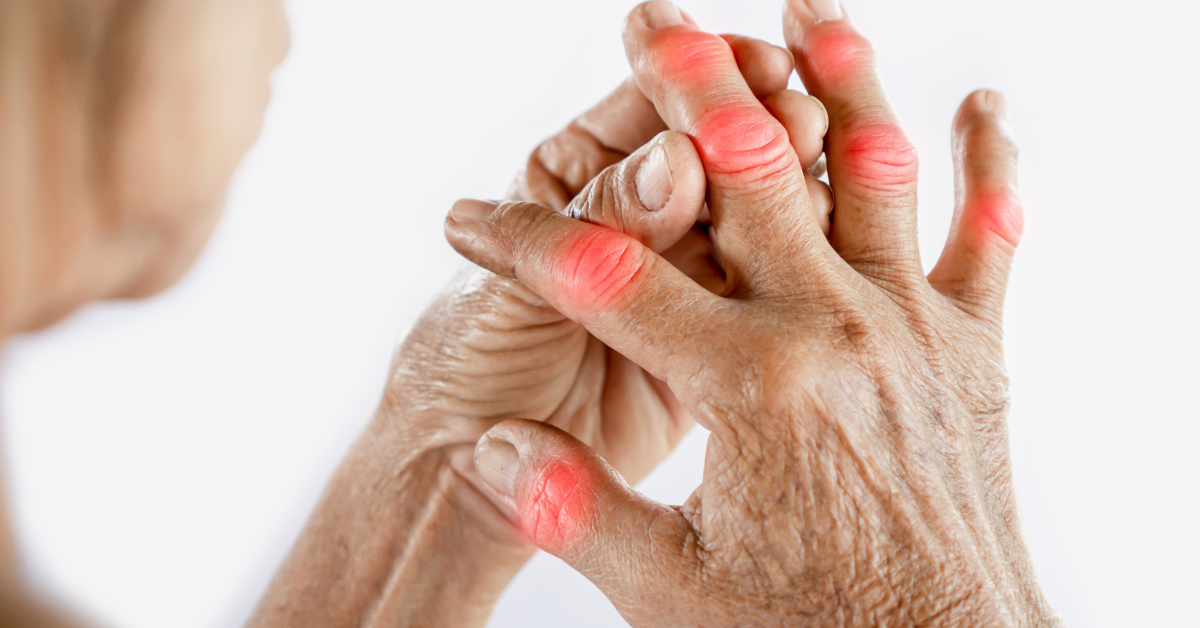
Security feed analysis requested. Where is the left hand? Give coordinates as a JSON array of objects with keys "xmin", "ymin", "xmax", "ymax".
[{"xmin": 386, "ymin": 31, "xmax": 831, "ymax": 526}]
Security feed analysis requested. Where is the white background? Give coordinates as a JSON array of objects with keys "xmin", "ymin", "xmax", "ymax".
[{"xmin": 3, "ymin": 0, "xmax": 1198, "ymax": 626}]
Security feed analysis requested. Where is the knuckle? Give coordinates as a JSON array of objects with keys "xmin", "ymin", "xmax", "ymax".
[
  {"xmin": 552, "ymin": 228, "xmax": 648, "ymax": 316},
  {"xmin": 804, "ymin": 27, "xmax": 875, "ymax": 85},
  {"xmin": 964, "ymin": 189, "xmax": 1024, "ymax": 250},
  {"xmin": 693, "ymin": 102, "xmax": 795, "ymax": 182},
  {"xmin": 534, "ymin": 125, "xmax": 619, "ymax": 197},
  {"xmin": 652, "ymin": 29, "xmax": 732, "ymax": 81},
  {"xmin": 837, "ymin": 119, "xmax": 919, "ymax": 194},
  {"xmin": 520, "ymin": 460, "xmax": 597, "ymax": 553}
]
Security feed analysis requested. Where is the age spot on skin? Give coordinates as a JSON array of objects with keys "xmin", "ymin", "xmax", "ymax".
[
  {"xmin": 552, "ymin": 228, "xmax": 646, "ymax": 315},
  {"xmin": 519, "ymin": 460, "xmax": 597, "ymax": 552}
]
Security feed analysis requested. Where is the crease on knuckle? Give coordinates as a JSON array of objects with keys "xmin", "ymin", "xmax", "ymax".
[
  {"xmin": 693, "ymin": 102, "xmax": 795, "ymax": 182},
  {"xmin": 963, "ymin": 189, "xmax": 1023, "ymax": 251},
  {"xmin": 805, "ymin": 28, "xmax": 875, "ymax": 85},
  {"xmin": 837, "ymin": 120, "xmax": 919, "ymax": 194},
  {"xmin": 522, "ymin": 460, "xmax": 595, "ymax": 552},
  {"xmin": 554, "ymin": 228, "xmax": 648, "ymax": 315},
  {"xmin": 654, "ymin": 30, "xmax": 732, "ymax": 80}
]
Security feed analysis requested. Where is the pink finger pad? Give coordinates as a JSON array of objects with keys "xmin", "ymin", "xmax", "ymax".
[
  {"xmin": 552, "ymin": 229, "xmax": 646, "ymax": 316},
  {"xmin": 519, "ymin": 460, "xmax": 598, "ymax": 552},
  {"xmin": 692, "ymin": 103, "xmax": 794, "ymax": 179}
]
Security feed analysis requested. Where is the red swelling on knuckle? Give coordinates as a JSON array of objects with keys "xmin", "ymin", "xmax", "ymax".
[
  {"xmin": 552, "ymin": 229, "xmax": 646, "ymax": 315},
  {"xmin": 520, "ymin": 460, "xmax": 596, "ymax": 552},
  {"xmin": 965, "ymin": 190, "xmax": 1024, "ymax": 250},
  {"xmin": 804, "ymin": 28, "xmax": 874, "ymax": 85},
  {"xmin": 654, "ymin": 30, "xmax": 732, "ymax": 85},
  {"xmin": 693, "ymin": 103, "xmax": 795, "ymax": 180},
  {"xmin": 838, "ymin": 122, "xmax": 919, "ymax": 192}
]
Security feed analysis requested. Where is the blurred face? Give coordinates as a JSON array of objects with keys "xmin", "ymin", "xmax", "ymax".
[{"xmin": 106, "ymin": 0, "xmax": 290, "ymax": 297}]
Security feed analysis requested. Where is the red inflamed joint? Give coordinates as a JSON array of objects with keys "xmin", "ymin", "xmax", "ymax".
[
  {"xmin": 692, "ymin": 103, "xmax": 794, "ymax": 179},
  {"xmin": 836, "ymin": 122, "xmax": 919, "ymax": 191},
  {"xmin": 552, "ymin": 228, "xmax": 646, "ymax": 316},
  {"xmin": 963, "ymin": 190, "xmax": 1024, "ymax": 251},
  {"xmin": 655, "ymin": 30, "xmax": 735, "ymax": 86},
  {"xmin": 518, "ymin": 460, "xmax": 598, "ymax": 552},
  {"xmin": 804, "ymin": 28, "xmax": 874, "ymax": 86}
]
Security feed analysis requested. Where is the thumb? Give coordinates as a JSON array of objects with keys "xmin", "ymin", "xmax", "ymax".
[
  {"xmin": 564, "ymin": 129, "xmax": 708, "ymax": 254},
  {"xmin": 473, "ymin": 420, "xmax": 694, "ymax": 605}
]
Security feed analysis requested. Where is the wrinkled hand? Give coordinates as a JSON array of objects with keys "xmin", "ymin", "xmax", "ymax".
[
  {"xmin": 387, "ymin": 30, "xmax": 831, "ymax": 535},
  {"xmin": 446, "ymin": 1, "xmax": 1062, "ymax": 626}
]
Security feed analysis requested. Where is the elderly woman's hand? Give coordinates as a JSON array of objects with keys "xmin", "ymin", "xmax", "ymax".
[
  {"xmin": 251, "ymin": 24, "xmax": 832, "ymax": 628},
  {"xmin": 387, "ymin": 35, "xmax": 831, "ymax": 522},
  {"xmin": 445, "ymin": 1, "xmax": 1063, "ymax": 626}
]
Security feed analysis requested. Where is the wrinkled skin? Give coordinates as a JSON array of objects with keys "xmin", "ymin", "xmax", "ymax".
[
  {"xmin": 251, "ymin": 26, "xmax": 834, "ymax": 628},
  {"xmin": 385, "ymin": 34, "xmax": 830, "ymax": 516},
  {"xmin": 447, "ymin": 1, "xmax": 1064, "ymax": 626}
]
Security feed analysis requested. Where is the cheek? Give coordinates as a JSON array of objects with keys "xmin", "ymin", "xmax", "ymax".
[{"xmin": 518, "ymin": 460, "xmax": 600, "ymax": 552}]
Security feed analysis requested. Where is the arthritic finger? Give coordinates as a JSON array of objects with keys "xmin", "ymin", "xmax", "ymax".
[
  {"xmin": 784, "ymin": 0, "xmax": 923, "ymax": 277},
  {"xmin": 928, "ymin": 90, "xmax": 1023, "ymax": 328},
  {"xmin": 624, "ymin": 1, "xmax": 825, "ymax": 293},
  {"xmin": 514, "ymin": 79, "xmax": 666, "ymax": 209},
  {"xmin": 473, "ymin": 421, "xmax": 693, "ymax": 625},
  {"xmin": 762, "ymin": 89, "xmax": 828, "ymax": 171},
  {"xmin": 564, "ymin": 130, "xmax": 707, "ymax": 253},
  {"xmin": 722, "ymin": 35, "xmax": 794, "ymax": 98},
  {"xmin": 445, "ymin": 199, "xmax": 721, "ymax": 385}
]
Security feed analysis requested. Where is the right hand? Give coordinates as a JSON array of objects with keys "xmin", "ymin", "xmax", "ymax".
[
  {"xmin": 388, "ymin": 25, "xmax": 830, "ymax": 528},
  {"xmin": 446, "ymin": 1, "xmax": 1062, "ymax": 626}
]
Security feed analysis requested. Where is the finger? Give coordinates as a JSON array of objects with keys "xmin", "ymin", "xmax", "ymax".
[
  {"xmin": 445, "ymin": 198, "xmax": 722, "ymax": 384},
  {"xmin": 513, "ymin": 79, "xmax": 666, "ymax": 209},
  {"xmin": 806, "ymin": 173, "xmax": 834, "ymax": 236},
  {"xmin": 762, "ymin": 89, "xmax": 828, "ymax": 170},
  {"xmin": 927, "ymin": 90, "xmax": 1023, "ymax": 327},
  {"xmin": 473, "ymin": 420, "xmax": 694, "ymax": 623},
  {"xmin": 565, "ymin": 130, "xmax": 707, "ymax": 253},
  {"xmin": 624, "ymin": 1, "xmax": 826, "ymax": 290},
  {"xmin": 721, "ymin": 35, "xmax": 794, "ymax": 98},
  {"xmin": 784, "ymin": 0, "xmax": 923, "ymax": 276}
]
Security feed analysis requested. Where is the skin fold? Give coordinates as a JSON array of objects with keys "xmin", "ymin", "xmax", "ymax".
[
  {"xmin": 0, "ymin": 0, "xmax": 1055, "ymax": 626},
  {"xmin": 249, "ymin": 28, "xmax": 832, "ymax": 628},
  {"xmin": 446, "ymin": 1, "xmax": 1063, "ymax": 626}
]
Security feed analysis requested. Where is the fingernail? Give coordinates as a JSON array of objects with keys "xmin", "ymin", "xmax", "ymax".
[
  {"xmin": 983, "ymin": 90, "xmax": 1010, "ymax": 121},
  {"xmin": 642, "ymin": 0, "xmax": 685, "ymax": 29},
  {"xmin": 809, "ymin": 94, "xmax": 829, "ymax": 134},
  {"xmin": 806, "ymin": 0, "xmax": 843, "ymax": 21},
  {"xmin": 475, "ymin": 438, "xmax": 520, "ymax": 499},
  {"xmin": 635, "ymin": 142, "xmax": 673, "ymax": 212},
  {"xmin": 450, "ymin": 199, "xmax": 498, "ymax": 224}
]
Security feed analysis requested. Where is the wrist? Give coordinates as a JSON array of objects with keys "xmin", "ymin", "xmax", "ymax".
[{"xmin": 249, "ymin": 412, "xmax": 532, "ymax": 628}]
